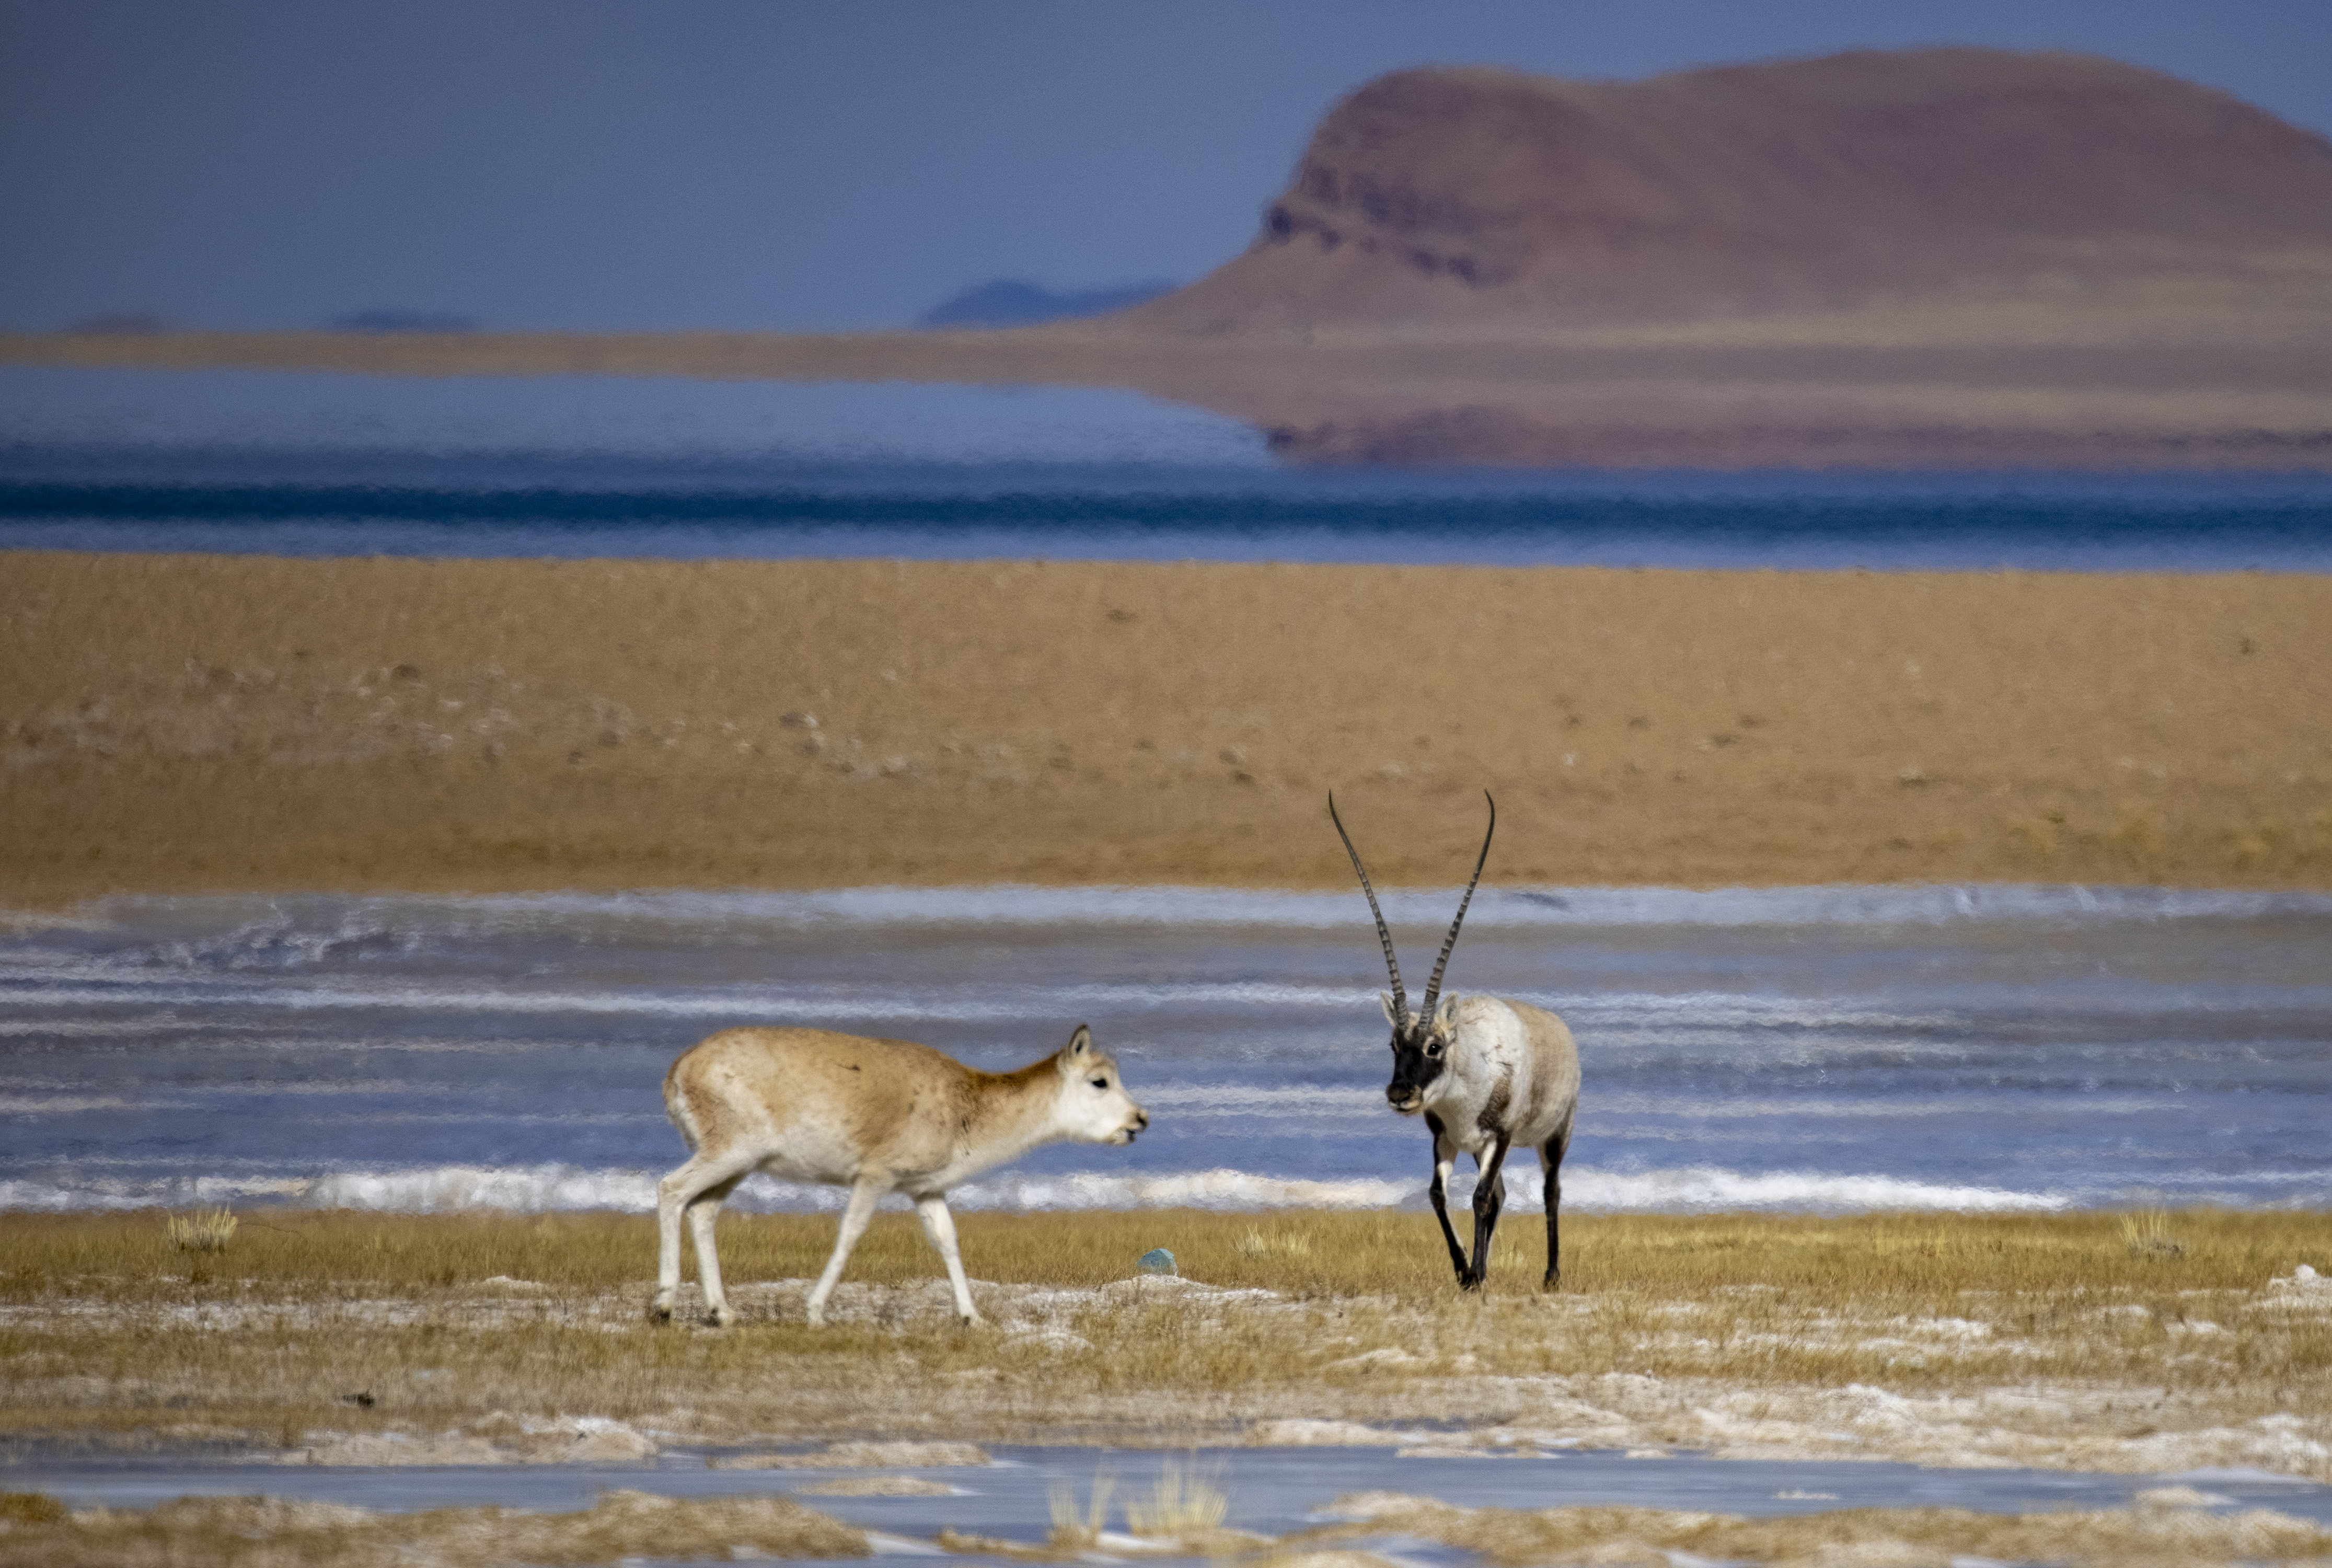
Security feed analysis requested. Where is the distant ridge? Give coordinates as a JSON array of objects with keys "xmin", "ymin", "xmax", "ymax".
[
  {"xmin": 1129, "ymin": 48, "xmax": 2332, "ymax": 328},
  {"xmin": 919, "ymin": 279, "xmax": 1176, "ymax": 329},
  {"xmin": 15, "ymin": 47, "xmax": 2332, "ymax": 470}
]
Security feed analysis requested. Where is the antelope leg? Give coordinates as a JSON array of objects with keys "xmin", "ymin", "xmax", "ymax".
[
  {"xmin": 804, "ymin": 1177, "xmax": 886, "ymax": 1327},
  {"xmin": 1541, "ymin": 1115, "xmax": 1573, "ymax": 1290},
  {"xmin": 914, "ymin": 1193, "xmax": 982, "ymax": 1326},
  {"xmin": 687, "ymin": 1173, "xmax": 748, "ymax": 1326},
  {"xmin": 1425, "ymin": 1120, "xmax": 1472, "ymax": 1284},
  {"xmin": 1467, "ymin": 1132, "xmax": 1514, "ymax": 1292},
  {"xmin": 653, "ymin": 1148, "xmax": 759, "ymax": 1322}
]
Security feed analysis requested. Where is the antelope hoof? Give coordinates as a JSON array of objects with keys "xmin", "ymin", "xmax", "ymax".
[
  {"xmin": 707, "ymin": 1305, "xmax": 735, "ymax": 1329},
  {"xmin": 648, "ymin": 1296, "xmax": 674, "ymax": 1324},
  {"xmin": 1458, "ymin": 1271, "xmax": 1485, "ymax": 1293},
  {"xmin": 957, "ymin": 1311, "xmax": 984, "ymax": 1328},
  {"xmin": 1542, "ymin": 1271, "xmax": 1562, "ymax": 1292}
]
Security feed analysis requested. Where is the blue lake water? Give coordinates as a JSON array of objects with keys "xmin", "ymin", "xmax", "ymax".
[
  {"xmin": 4, "ymin": 885, "xmax": 2328, "ymax": 1218},
  {"xmin": 5, "ymin": 366, "xmax": 2332, "ymax": 568}
]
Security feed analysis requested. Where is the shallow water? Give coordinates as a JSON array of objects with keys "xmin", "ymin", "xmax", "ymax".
[
  {"xmin": 5, "ymin": 884, "xmax": 2329, "ymax": 1216},
  {"xmin": 15, "ymin": 1443, "xmax": 2332, "ymax": 1547},
  {"xmin": 7, "ymin": 368, "xmax": 2332, "ymax": 570}
]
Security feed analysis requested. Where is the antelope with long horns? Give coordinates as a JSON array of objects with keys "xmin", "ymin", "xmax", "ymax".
[
  {"xmin": 652, "ymin": 1023, "xmax": 1147, "ymax": 1328},
  {"xmin": 1331, "ymin": 791, "xmax": 1580, "ymax": 1291}
]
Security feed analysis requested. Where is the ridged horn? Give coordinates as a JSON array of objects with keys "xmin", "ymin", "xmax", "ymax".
[
  {"xmin": 1420, "ymin": 791, "xmax": 1496, "ymax": 1018},
  {"xmin": 1328, "ymin": 791, "xmax": 1408, "ymax": 1025}
]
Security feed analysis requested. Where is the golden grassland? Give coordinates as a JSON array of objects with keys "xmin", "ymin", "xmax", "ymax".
[
  {"xmin": 5, "ymin": 1500, "xmax": 2332, "ymax": 1568},
  {"xmin": 0, "ymin": 1488, "xmax": 868, "ymax": 1568},
  {"xmin": 4, "ymin": 1208, "xmax": 2328, "ymax": 1458},
  {"xmin": 6, "ymin": 1209, "xmax": 2332, "ymax": 1564},
  {"xmin": 1292, "ymin": 1491, "xmax": 2332, "ymax": 1568},
  {"xmin": 7, "ymin": 553, "xmax": 2332, "ymax": 902},
  {"xmin": 11, "ymin": 1482, "xmax": 2332, "ymax": 1568}
]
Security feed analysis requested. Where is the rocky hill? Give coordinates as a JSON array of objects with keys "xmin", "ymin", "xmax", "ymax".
[
  {"xmin": 1130, "ymin": 48, "xmax": 2332, "ymax": 328},
  {"xmin": 16, "ymin": 48, "xmax": 2332, "ymax": 468}
]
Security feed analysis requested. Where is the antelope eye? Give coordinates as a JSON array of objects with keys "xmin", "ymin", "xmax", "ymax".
[
  {"xmin": 1090, "ymin": 1076, "xmax": 1109, "ymax": 1090},
  {"xmin": 1426, "ymin": 1041, "xmax": 1444, "ymax": 1058}
]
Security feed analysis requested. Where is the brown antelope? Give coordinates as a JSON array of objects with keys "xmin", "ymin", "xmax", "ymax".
[
  {"xmin": 652, "ymin": 1023, "xmax": 1147, "ymax": 1327},
  {"xmin": 1331, "ymin": 791, "xmax": 1581, "ymax": 1290}
]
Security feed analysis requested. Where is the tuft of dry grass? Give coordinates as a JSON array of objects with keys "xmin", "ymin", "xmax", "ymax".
[
  {"xmin": 1235, "ymin": 1227, "xmax": 1315, "ymax": 1261},
  {"xmin": 164, "ymin": 1208, "xmax": 237, "ymax": 1254},
  {"xmin": 1046, "ymin": 1469, "xmax": 1115, "ymax": 1550},
  {"xmin": 2121, "ymin": 1207, "xmax": 2186, "ymax": 1259},
  {"xmin": 1123, "ymin": 1455, "xmax": 1230, "ymax": 1537}
]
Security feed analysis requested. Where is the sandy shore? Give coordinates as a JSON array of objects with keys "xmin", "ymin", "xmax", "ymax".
[{"xmin": 5, "ymin": 551, "xmax": 2331, "ymax": 902}]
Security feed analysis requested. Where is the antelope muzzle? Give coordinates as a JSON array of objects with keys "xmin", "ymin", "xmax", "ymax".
[
  {"xmin": 1385, "ymin": 1067, "xmax": 1427, "ymax": 1115},
  {"xmin": 1385, "ymin": 1033, "xmax": 1446, "ymax": 1115}
]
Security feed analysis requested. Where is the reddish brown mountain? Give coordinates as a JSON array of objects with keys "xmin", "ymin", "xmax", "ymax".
[
  {"xmin": 19, "ymin": 48, "xmax": 2332, "ymax": 469},
  {"xmin": 1129, "ymin": 48, "xmax": 2332, "ymax": 328}
]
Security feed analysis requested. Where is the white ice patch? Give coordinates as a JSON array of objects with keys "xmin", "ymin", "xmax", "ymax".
[
  {"xmin": 50, "ymin": 881, "xmax": 2332, "ymax": 938},
  {"xmin": 0, "ymin": 1174, "xmax": 318, "ymax": 1212},
  {"xmin": 1557, "ymin": 1167, "xmax": 2069, "ymax": 1214},
  {"xmin": 0, "ymin": 1161, "xmax": 2077, "ymax": 1216}
]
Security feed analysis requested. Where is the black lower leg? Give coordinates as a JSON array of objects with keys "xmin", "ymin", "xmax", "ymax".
[
  {"xmin": 1467, "ymin": 1134, "xmax": 1513, "ymax": 1291},
  {"xmin": 1428, "ymin": 1172, "xmax": 1472, "ymax": 1283},
  {"xmin": 1542, "ymin": 1134, "xmax": 1567, "ymax": 1289}
]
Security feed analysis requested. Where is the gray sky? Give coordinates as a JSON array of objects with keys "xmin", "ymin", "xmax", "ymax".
[{"xmin": 4, "ymin": 1, "xmax": 2329, "ymax": 333}]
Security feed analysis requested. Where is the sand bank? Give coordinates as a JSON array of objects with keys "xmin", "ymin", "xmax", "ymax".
[
  {"xmin": 11, "ymin": 261, "xmax": 2332, "ymax": 471},
  {"xmin": 5, "ymin": 552, "xmax": 2331, "ymax": 902}
]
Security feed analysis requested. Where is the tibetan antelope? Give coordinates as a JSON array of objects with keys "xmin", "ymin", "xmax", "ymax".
[
  {"xmin": 652, "ymin": 1023, "xmax": 1147, "ymax": 1328},
  {"xmin": 1331, "ymin": 791, "xmax": 1580, "ymax": 1290}
]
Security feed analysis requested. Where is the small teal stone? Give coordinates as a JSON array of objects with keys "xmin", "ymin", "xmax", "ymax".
[{"xmin": 1137, "ymin": 1248, "xmax": 1177, "ymax": 1276}]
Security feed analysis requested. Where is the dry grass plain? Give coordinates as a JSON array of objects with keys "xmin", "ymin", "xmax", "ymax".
[
  {"xmin": 7, "ymin": 1492, "xmax": 2332, "ymax": 1568},
  {"xmin": 5, "ymin": 1208, "xmax": 2332, "ymax": 1564},
  {"xmin": 6, "ymin": 552, "xmax": 2332, "ymax": 902},
  {"xmin": 4, "ymin": 1208, "xmax": 2329, "ymax": 1465}
]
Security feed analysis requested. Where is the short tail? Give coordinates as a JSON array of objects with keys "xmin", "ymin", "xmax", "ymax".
[{"xmin": 662, "ymin": 1059, "xmax": 703, "ymax": 1154}]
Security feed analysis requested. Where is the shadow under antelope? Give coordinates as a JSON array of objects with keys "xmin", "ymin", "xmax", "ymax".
[
  {"xmin": 1332, "ymin": 790, "xmax": 1581, "ymax": 1290},
  {"xmin": 652, "ymin": 1023, "xmax": 1147, "ymax": 1327}
]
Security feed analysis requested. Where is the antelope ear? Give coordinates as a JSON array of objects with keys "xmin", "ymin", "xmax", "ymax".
[
  {"xmin": 1435, "ymin": 994, "xmax": 1462, "ymax": 1029},
  {"xmin": 1379, "ymin": 991, "xmax": 1402, "ymax": 1027},
  {"xmin": 1058, "ymin": 1024, "xmax": 1094, "ymax": 1070}
]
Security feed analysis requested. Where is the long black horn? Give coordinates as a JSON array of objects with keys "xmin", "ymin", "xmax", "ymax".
[
  {"xmin": 1421, "ymin": 791, "xmax": 1496, "ymax": 1017},
  {"xmin": 1329, "ymin": 791, "xmax": 1408, "ymax": 1024}
]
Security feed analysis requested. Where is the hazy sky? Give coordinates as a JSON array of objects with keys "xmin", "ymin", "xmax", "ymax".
[{"xmin": 4, "ymin": 1, "xmax": 2329, "ymax": 333}]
